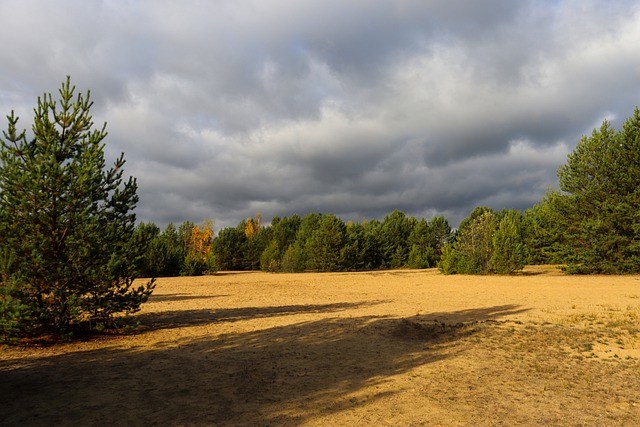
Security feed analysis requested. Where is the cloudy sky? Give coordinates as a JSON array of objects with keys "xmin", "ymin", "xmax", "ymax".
[{"xmin": 1, "ymin": 0, "xmax": 640, "ymax": 229}]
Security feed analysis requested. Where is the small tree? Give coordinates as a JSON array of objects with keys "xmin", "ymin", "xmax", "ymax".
[
  {"xmin": 460, "ymin": 210, "xmax": 498, "ymax": 274},
  {"xmin": 280, "ymin": 243, "xmax": 302, "ymax": 272},
  {"xmin": 0, "ymin": 77, "xmax": 154, "ymax": 335},
  {"xmin": 438, "ymin": 242, "xmax": 462, "ymax": 275},
  {"xmin": 439, "ymin": 209, "xmax": 497, "ymax": 274}
]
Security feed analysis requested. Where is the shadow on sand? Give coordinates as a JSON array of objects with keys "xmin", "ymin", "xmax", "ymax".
[
  {"xmin": 1, "ymin": 303, "xmax": 527, "ymax": 426},
  {"xmin": 133, "ymin": 301, "xmax": 389, "ymax": 331},
  {"xmin": 145, "ymin": 293, "xmax": 229, "ymax": 303}
]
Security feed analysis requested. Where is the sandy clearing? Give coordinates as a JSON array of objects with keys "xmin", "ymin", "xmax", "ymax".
[{"xmin": 2, "ymin": 265, "xmax": 639, "ymax": 426}]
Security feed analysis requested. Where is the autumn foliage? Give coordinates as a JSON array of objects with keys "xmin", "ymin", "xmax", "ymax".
[
  {"xmin": 181, "ymin": 219, "xmax": 216, "ymax": 276},
  {"xmin": 190, "ymin": 219, "xmax": 214, "ymax": 261}
]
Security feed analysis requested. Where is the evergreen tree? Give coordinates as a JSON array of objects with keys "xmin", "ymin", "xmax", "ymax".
[
  {"xmin": 306, "ymin": 214, "xmax": 346, "ymax": 272},
  {"xmin": 552, "ymin": 109, "xmax": 640, "ymax": 273},
  {"xmin": 133, "ymin": 222, "xmax": 162, "ymax": 277},
  {"xmin": 380, "ymin": 210, "xmax": 411, "ymax": 268},
  {"xmin": 159, "ymin": 223, "xmax": 186, "ymax": 276},
  {"xmin": 430, "ymin": 215, "xmax": 453, "ymax": 256},
  {"xmin": 0, "ymin": 77, "xmax": 154, "ymax": 335},
  {"xmin": 293, "ymin": 213, "xmax": 323, "ymax": 270},
  {"xmin": 342, "ymin": 221, "xmax": 368, "ymax": 271},
  {"xmin": 407, "ymin": 218, "xmax": 437, "ymax": 268},
  {"xmin": 438, "ymin": 242, "xmax": 462, "ymax": 275},
  {"xmin": 212, "ymin": 223, "xmax": 247, "ymax": 270},
  {"xmin": 523, "ymin": 200, "xmax": 564, "ymax": 265},
  {"xmin": 270, "ymin": 215, "xmax": 301, "ymax": 255},
  {"xmin": 362, "ymin": 219, "xmax": 384, "ymax": 269}
]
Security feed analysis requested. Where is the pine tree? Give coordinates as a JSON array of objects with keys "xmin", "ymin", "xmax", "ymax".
[
  {"xmin": 380, "ymin": 210, "xmax": 411, "ymax": 268},
  {"xmin": 0, "ymin": 77, "xmax": 154, "ymax": 335},
  {"xmin": 407, "ymin": 218, "xmax": 437, "ymax": 268},
  {"xmin": 553, "ymin": 108, "xmax": 640, "ymax": 273},
  {"xmin": 306, "ymin": 214, "xmax": 346, "ymax": 272}
]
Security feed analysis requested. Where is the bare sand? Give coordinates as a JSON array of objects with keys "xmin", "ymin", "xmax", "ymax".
[{"xmin": 2, "ymin": 265, "xmax": 640, "ymax": 426}]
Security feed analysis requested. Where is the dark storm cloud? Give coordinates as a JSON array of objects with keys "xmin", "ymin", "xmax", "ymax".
[{"xmin": 1, "ymin": 0, "xmax": 640, "ymax": 229}]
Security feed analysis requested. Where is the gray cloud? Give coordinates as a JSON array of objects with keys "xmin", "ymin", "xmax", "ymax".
[{"xmin": 1, "ymin": 0, "xmax": 640, "ymax": 229}]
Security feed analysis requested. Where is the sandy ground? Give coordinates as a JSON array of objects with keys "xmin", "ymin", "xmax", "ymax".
[{"xmin": 2, "ymin": 265, "xmax": 640, "ymax": 426}]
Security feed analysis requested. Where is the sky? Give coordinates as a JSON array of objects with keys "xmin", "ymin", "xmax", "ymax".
[{"xmin": 1, "ymin": 0, "xmax": 640, "ymax": 229}]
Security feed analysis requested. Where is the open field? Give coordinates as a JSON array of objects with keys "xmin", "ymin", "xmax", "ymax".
[{"xmin": 2, "ymin": 265, "xmax": 640, "ymax": 426}]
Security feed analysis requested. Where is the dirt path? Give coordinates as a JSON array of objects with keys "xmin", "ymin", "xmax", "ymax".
[{"xmin": 2, "ymin": 266, "xmax": 640, "ymax": 426}]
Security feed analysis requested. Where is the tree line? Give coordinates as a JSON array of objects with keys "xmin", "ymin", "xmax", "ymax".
[
  {"xmin": 134, "ymin": 211, "xmax": 453, "ymax": 276},
  {"xmin": 135, "ymin": 205, "xmax": 537, "ymax": 276}
]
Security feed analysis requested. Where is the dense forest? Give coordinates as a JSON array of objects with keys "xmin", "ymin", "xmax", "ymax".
[{"xmin": 136, "ymin": 107, "xmax": 640, "ymax": 277}]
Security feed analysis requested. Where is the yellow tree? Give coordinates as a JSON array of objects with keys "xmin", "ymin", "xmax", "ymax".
[
  {"xmin": 181, "ymin": 219, "xmax": 215, "ymax": 276},
  {"xmin": 244, "ymin": 212, "xmax": 262, "ymax": 238},
  {"xmin": 190, "ymin": 218, "xmax": 214, "ymax": 261}
]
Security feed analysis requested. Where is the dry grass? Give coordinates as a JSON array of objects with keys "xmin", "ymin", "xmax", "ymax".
[{"xmin": 2, "ymin": 265, "xmax": 640, "ymax": 426}]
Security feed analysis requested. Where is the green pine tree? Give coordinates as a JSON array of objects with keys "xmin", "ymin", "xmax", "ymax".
[
  {"xmin": 0, "ymin": 77, "xmax": 155, "ymax": 336},
  {"xmin": 306, "ymin": 214, "xmax": 346, "ymax": 272},
  {"xmin": 552, "ymin": 108, "xmax": 640, "ymax": 273}
]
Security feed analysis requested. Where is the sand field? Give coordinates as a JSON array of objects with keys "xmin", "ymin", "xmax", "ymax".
[{"xmin": 2, "ymin": 265, "xmax": 640, "ymax": 426}]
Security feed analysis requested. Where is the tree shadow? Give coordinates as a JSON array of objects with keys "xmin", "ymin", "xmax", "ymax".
[
  {"xmin": 0, "ymin": 305, "xmax": 526, "ymax": 426},
  {"xmin": 414, "ymin": 304, "xmax": 529, "ymax": 324},
  {"xmin": 134, "ymin": 301, "xmax": 389, "ymax": 331},
  {"xmin": 146, "ymin": 293, "xmax": 229, "ymax": 303}
]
